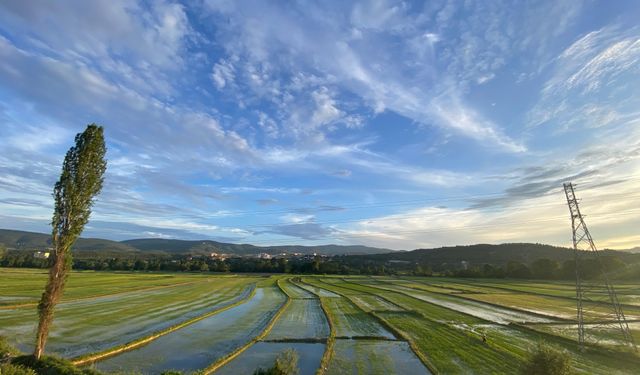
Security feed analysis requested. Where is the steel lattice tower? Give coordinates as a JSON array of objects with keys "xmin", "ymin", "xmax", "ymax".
[{"xmin": 563, "ymin": 182, "xmax": 636, "ymax": 351}]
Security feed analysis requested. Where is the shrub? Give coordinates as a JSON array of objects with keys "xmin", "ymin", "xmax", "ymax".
[
  {"xmin": 11, "ymin": 355, "xmax": 102, "ymax": 375},
  {"xmin": 0, "ymin": 363, "xmax": 37, "ymax": 375},
  {"xmin": 0, "ymin": 337, "xmax": 20, "ymax": 360},
  {"xmin": 521, "ymin": 342, "xmax": 573, "ymax": 375},
  {"xmin": 1, "ymin": 336, "xmax": 21, "ymax": 367},
  {"xmin": 253, "ymin": 349, "xmax": 299, "ymax": 375}
]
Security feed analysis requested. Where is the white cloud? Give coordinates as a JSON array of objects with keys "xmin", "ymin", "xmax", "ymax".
[
  {"xmin": 310, "ymin": 87, "xmax": 343, "ymax": 127},
  {"xmin": 2, "ymin": 123, "xmax": 71, "ymax": 152},
  {"xmin": 211, "ymin": 59, "xmax": 236, "ymax": 89},
  {"xmin": 0, "ymin": 0, "xmax": 190, "ymax": 69},
  {"xmin": 281, "ymin": 213, "xmax": 315, "ymax": 224},
  {"xmin": 350, "ymin": 0, "xmax": 407, "ymax": 30},
  {"xmin": 528, "ymin": 27, "xmax": 640, "ymax": 130},
  {"xmin": 202, "ymin": 0, "xmax": 527, "ymax": 152},
  {"xmin": 341, "ymin": 178, "xmax": 640, "ymax": 250}
]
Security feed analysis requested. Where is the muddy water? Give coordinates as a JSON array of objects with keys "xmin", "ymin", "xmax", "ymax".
[
  {"xmin": 215, "ymin": 342, "xmax": 325, "ymax": 375},
  {"xmin": 93, "ymin": 286, "xmax": 286, "ymax": 373}
]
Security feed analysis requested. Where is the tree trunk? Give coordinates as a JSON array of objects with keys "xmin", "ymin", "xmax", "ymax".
[{"xmin": 34, "ymin": 248, "xmax": 69, "ymax": 359}]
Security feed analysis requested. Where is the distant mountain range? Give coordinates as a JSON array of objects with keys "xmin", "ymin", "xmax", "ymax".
[
  {"xmin": 344, "ymin": 243, "xmax": 640, "ymax": 270},
  {"xmin": 0, "ymin": 229, "xmax": 391, "ymax": 257},
  {"xmin": 1, "ymin": 229, "xmax": 637, "ymax": 263},
  {"xmin": 349, "ymin": 243, "xmax": 575, "ymax": 265}
]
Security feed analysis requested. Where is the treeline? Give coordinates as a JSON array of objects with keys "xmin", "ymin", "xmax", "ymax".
[
  {"xmin": 446, "ymin": 256, "xmax": 640, "ymax": 280},
  {"xmin": 2, "ymin": 251, "xmax": 639, "ymax": 280},
  {"xmin": 1, "ymin": 251, "xmax": 379, "ymax": 274},
  {"xmin": 0, "ymin": 252, "xmax": 329, "ymax": 274}
]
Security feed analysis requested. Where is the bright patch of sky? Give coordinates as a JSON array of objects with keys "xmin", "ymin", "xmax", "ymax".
[{"xmin": 0, "ymin": 1, "xmax": 639, "ymax": 250}]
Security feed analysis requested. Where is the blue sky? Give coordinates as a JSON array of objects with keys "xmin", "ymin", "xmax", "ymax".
[{"xmin": 0, "ymin": 0, "xmax": 639, "ymax": 250}]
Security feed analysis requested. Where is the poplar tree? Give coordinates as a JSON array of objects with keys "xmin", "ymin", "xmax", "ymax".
[{"xmin": 34, "ymin": 124, "xmax": 107, "ymax": 359}]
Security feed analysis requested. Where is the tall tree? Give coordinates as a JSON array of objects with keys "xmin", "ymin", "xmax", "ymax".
[{"xmin": 34, "ymin": 124, "xmax": 107, "ymax": 359}]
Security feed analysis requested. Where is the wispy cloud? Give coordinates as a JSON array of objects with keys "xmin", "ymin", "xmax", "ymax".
[
  {"xmin": 527, "ymin": 27, "xmax": 640, "ymax": 131},
  {"xmin": 202, "ymin": 0, "xmax": 526, "ymax": 152},
  {"xmin": 0, "ymin": 1, "xmax": 638, "ymax": 249}
]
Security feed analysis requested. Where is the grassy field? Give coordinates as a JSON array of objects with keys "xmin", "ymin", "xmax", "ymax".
[
  {"xmin": 0, "ymin": 268, "xmax": 260, "ymax": 358},
  {"xmin": 1, "ymin": 268, "xmax": 639, "ymax": 374}
]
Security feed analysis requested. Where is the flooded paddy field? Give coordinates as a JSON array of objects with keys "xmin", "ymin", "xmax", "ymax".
[
  {"xmin": 265, "ymin": 298, "xmax": 329, "ymax": 340},
  {"xmin": 216, "ymin": 342, "xmax": 325, "ymax": 375},
  {"xmin": 1, "ymin": 269, "xmax": 639, "ymax": 374},
  {"xmin": 94, "ymin": 284, "xmax": 286, "ymax": 373}
]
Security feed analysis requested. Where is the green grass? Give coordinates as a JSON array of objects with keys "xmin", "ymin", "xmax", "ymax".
[
  {"xmin": 309, "ymin": 276, "xmax": 640, "ymax": 374},
  {"xmin": 278, "ymin": 278, "xmax": 316, "ymax": 299},
  {"xmin": 0, "ymin": 270, "xmax": 260, "ymax": 358},
  {"xmin": 265, "ymin": 298, "xmax": 329, "ymax": 340},
  {"xmin": 319, "ymin": 296, "xmax": 394, "ymax": 338},
  {"xmin": 326, "ymin": 340, "xmax": 428, "ymax": 375},
  {"xmin": 0, "ymin": 268, "xmax": 243, "ymax": 306},
  {"xmin": 2, "ymin": 271, "xmax": 639, "ymax": 374}
]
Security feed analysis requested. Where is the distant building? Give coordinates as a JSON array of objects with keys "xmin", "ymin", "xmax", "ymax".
[
  {"xmin": 210, "ymin": 252, "xmax": 230, "ymax": 260},
  {"xmin": 34, "ymin": 251, "xmax": 50, "ymax": 259},
  {"xmin": 258, "ymin": 253, "xmax": 272, "ymax": 259}
]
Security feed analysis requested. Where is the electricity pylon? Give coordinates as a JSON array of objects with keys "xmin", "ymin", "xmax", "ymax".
[{"xmin": 563, "ymin": 182, "xmax": 636, "ymax": 351}]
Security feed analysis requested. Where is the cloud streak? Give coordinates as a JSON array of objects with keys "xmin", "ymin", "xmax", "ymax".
[{"xmin": 0, "ymin": 1, "xmax": 638, "ymax": 249}]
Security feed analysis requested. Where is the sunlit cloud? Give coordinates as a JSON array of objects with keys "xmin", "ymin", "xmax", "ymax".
[{"xmin": 0, "ymin": 1, "xmax": 638, "ymax": 249}]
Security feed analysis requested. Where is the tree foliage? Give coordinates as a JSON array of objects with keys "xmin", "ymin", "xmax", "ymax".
[
  {"xmin": 521, "ymin": 342, "xmax": 573, "ymax": 375},
  {"xmin": 34, "ymin": 124, "xmax": 107, "ymax": 359},
  {"xmin": 253, "ymin": 349, "xmax": 299, "ymax": 375},
  {"xmin": 0, "ymin": 363, "xmax": 37, "ymax": 375}
]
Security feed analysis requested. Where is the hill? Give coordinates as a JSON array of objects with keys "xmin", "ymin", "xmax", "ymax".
[
  {"xmin": 0, "ymin": 229, "xmax": 139, "ymax": 257},
  {"xmin": 0, "ymin": 229, "xmax": 391, "ymax": 257},
  {"xmin": 121, "ymin": 239, "xmax": 391, "ymax": 256},
  {"xmin": 342, "ymin": 243, "xmax": 639, "ymax": 271},
  {"xmin": 364, "ymin": 243, "xmax": 574, "ymax": 264},
  {"xmin": 3, "ymin": 229, "xmax": 635, "ymax": 263}
]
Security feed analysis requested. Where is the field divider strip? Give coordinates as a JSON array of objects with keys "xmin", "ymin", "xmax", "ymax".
[
  {"xmin": 305, "ymin": 278, "xmax": 439, "ymax": 374},
  {"xmin": 201, "ymin": 277, "xmax": 292, "ymax": 375},
  {"xmin": 317, "ymin": 297, "xmax": 336, "ymax": 375},
  {"xmin": 71, "ymin": 283, "xmax": 257, "ymax": 366},
  {"xmin": 292, "ymin": 279, "xmax": 336, "ymax": 375}
]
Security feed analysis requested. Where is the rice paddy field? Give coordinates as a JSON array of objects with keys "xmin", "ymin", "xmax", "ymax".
[{"xmin": 1, "ymin": 268, "xmax": 639, "ymax": 374}]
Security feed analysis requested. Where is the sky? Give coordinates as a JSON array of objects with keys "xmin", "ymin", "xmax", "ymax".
[{"xmin": 0, "ymin": 0, "xmax": 639, "ymax": 250}]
